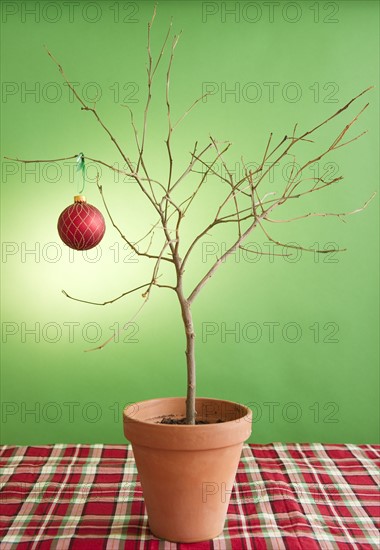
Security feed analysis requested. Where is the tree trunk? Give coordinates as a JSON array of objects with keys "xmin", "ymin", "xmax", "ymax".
[{"xmin": 176, "ymin": 285, "xmax": 196, "ymax": 424}]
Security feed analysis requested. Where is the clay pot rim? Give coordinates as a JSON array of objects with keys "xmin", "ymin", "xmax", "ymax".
[{"xmin": 123, "ymin": 396, "xmax": 252, "ymax": 428}]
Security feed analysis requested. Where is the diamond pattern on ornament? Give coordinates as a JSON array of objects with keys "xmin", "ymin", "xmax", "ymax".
[{"xmin": 58, "ymin": 202, "xmax": 105, "ymax": 250}]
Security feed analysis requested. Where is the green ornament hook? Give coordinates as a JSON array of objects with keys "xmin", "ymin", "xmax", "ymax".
[{"xmin": 76, "ymin": 152, "xmax": 85, "ymax": 193}]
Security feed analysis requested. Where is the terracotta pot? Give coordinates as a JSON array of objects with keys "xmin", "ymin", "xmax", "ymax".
[{"xmin": 123, "ymin": 397, "xmax": 252, "ymax": 543}]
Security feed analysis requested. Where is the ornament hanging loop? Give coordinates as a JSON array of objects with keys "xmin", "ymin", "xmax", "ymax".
[{"xmin": 76, "ymin": 152, "xmax": 86, "ymax": 193}]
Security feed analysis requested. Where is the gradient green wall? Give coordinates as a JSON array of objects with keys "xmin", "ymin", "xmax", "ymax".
[{"xmin": 1, "ymin": 0, "xmax": 379, "ymax": 445}]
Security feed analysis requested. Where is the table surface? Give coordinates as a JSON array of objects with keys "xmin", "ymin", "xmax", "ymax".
[{"xmin": 0, "ymin": 443, "xmax": 379, "ymax": 549}]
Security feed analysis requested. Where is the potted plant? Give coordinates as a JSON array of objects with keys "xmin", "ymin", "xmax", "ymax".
[{"xmin": 7, "ymin": 7, "xmax": 374, "ymax": 543}]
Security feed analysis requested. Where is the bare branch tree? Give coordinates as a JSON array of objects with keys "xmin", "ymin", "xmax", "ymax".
[{"xmin": 8, "ymin": 15, "xmax": 374, "ymax": 425}]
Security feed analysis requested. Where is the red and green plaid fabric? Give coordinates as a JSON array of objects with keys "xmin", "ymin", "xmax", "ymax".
[{"xmin": 1, "ymin": 443, "xmax": 379, "ymax": 549}]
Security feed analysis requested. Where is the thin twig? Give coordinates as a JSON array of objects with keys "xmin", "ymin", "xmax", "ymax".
[
  {"xmin": 265, "ymin": 193, "xmax": 376, "ymax": 223},
  {"xmin": 96, "ymin": 176, "xmax": 173, "ymax": 263},
  {"xmin": 211, "ymin": 136, "xmax": 242, "ymax": 238},
  {"xmin": 258, "ymin": 219, "xmax": 347, "ymax": 254},
  {"xmin": 4, "ymin": 154, "xmax": 76, "ymax": 163},
  {"xmin": 137, "ymin": 7, "xmax": 172, "ymax": 172},
  {"xmin": 85, "ymin": 299, "xmax": 147, "ymax": 352},
  {"xmin": 165, "ymin": 32, "xmax": 181, "ymax": 199},
  {"xmin": 182, "ymin": 141, "xmax": 232, "ymax": 216},
  {"xmin": 62, "ymin": 284, "xmax": 151, "ymax": 307},
  {"xmin": 173, "ymin": 93, "xmax": 210, "ymax": 129},
  {"xmin": 239, "ymin": 245, "xmax": 291, "ymax": 257}
]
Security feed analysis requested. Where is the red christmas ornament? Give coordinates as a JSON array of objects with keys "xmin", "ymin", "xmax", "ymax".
[{"xmin": 58, "ymin": 195, "xmax": 106, "ymax": 250}]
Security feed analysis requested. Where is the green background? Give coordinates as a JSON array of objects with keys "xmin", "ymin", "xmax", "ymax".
[{"xmin": 1, "ymin": 0, "xmax": 379, "ymax": 445}]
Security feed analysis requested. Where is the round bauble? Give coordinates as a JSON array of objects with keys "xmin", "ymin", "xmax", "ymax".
[{"xmin": 57, "ymin": 195, "xmax": 106, "ymax": 251}]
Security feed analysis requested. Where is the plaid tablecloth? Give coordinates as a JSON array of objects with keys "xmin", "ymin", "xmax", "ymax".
[{"xmin": 0, "ymin": 443, "xmax": 379, "ymax": 549}]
